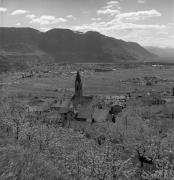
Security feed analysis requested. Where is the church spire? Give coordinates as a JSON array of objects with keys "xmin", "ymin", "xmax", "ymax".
[
  {"xmin": 76, "ymin": 71, "xmax": 81, "ymax": 83},
  {"xmin": 75, "ymin": 71, "xmax": 83, "ymax": 97}
]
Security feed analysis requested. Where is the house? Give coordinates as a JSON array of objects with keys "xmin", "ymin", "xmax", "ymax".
[
  {"xmin": 49, "ymin": 97, "xmax": 75, "ymax": 125},
  {"xmin": 104, "ymin": 95, "xmax": 127, "ymax": 107},
  {"xmin": 43, "ymin": 111, "xmax": 61, "ymax": 125},
  {"xmin": 51, "ymin": 98, "xmax": 72, "ymax": 111},
  {"xmin": 58, "ymin": 108, "xmax": 75, "ymax": 127},
  {"xmin": 27, "ymin": 99, "xmax": 54, "ymax": 113},
  {"xmin": 142, "ymin": 92, "xmax": 166, "ymax": 106},
  {"xmin": 110, "ymin": 104, "xmax": 123, "ymax": 115},
  {"xmin": 163, "ymin": 104, "xmax": 174, "ymax": 119},
  {"xmin": 163, "ymin": 96, "xmax": 174, "ymax": 103},
  {"xmin": 92, "ymin": 108, "xmax": 111, "ymax": 123},
  {"xmin": 75, "ymin": 106, "xmax": 93, "ymax": 122}
]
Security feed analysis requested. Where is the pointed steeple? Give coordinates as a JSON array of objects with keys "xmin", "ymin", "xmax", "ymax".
[
  {"xmin": 76, "ymin": 71, "xmax": 81, "ymax": 83},
  {"xmin": 74, "ymin": 71, "xmax": 83, "ymax": 97}
]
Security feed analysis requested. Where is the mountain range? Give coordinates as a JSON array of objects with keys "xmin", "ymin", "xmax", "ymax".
[
  {"xmin": 145, "ymin": 46, "xmax": 174, "ymax": 58},
  {"xmin": 0, "ymin": 27, "xmax": 157, "ymax": 71}
]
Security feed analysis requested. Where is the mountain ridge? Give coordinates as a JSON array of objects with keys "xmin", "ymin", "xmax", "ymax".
[
  {"xmin": 0, "ymin": 27, "xmax": 157, "ymax": 67},
  {"xmin": 145, "ymin": 46, "xmax": 174, "ymax": 58}
]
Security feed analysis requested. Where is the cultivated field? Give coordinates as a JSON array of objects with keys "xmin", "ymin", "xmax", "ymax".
[{"xmin": 1, "ymin": 64, "xmax": 174, "ymax": 98}]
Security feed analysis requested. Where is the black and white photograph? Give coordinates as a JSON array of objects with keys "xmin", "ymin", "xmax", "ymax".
[{"xmin": 0, "ymin": 0, "xmax": 174, "ymax": 179}]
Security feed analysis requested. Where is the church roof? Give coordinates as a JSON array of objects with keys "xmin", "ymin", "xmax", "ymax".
[
  {"xmin": 92, "ymin": 108, "xmax": 110, "ymax": 122},
  {"xmin": 72, "ymin": 95, "xmax": 93, "ymax": 107},
  {"xmin": 76, "ymin": 106, "xmax": 93, "ymax": 120}
]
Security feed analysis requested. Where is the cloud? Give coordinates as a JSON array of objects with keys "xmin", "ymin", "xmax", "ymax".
[
  {"xmin": 72, "ymin": 22, "xmax": 166, "ymax": 33},
  {"xmin": 30, "ymin": 15, "xmax": 67, "ymax": 25},
  {"xmin": 70, "ymin": 1, "xmax": 171, "ymax": 48},
  {"xmin": 26, "ymin": 14, "xmax": 36, "ymax": 19},
  {"xmin": 91, "ymin": 17, "xmax": 102, "ymax": 21},
  {"xmin": 72, "ymin": 7, "xmax": 167, "ymax": 47},
  {"xmin": 137, "ymin": 0, "xmax": 146, "ymax": 3},
  {"xmin": 72, "ymin": 21, "xmax": 170, "ymax": 47},
  {"xmin": 116, "ymin": 9, "xmax": 161, "ymax": 22},
  {"xmin": 11, "ymin": 9, "xmax": 28, "ymax": 15},
  {"xmin": 73, "ymin": 9, "xmax": 163, "ymax": 33},
  {"xmin": 106, "ymin": 1, "xmax": 121, "ymax": 8},
  {"xmin": 40, "ymin": 27, "xmax": 52, "ymax": 32},
  {"xmin": 16, "ymin": 23, "xmax": 21, "ymax": 26},
  {"xmin": 0, "ymin": 7, "xmax": 7, "ymax": 12},
  {"xmin": 97, "ymin": 9, "xmax": 120, "ymax": 16},
  {"xmin": 124, "ymin": 30, "xmax": 174, "ymax": 48},
  {"xmin": 66, "ymin": 15, "xmax": 76, "ymax": 20},
  {"xmin": 97, "ymin": 1, "xmax": 121, "ymax": 16}
]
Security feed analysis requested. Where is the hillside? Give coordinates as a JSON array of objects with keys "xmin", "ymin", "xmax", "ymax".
[
  {"xmin": 145, "ymin": 46, "xmax": 174, "ymax": 58},
  {"xmin": 0, "ymin": 27, "xmax": 156, "ymax": 70},
  {"xmin": 41, "ymin": 29, "xmax": 156, "ymax": 62}
]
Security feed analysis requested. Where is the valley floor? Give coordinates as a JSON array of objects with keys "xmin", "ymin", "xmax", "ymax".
[{"xmin": 1, "ymin": 63, "xmax": 174, "ymax": 179}]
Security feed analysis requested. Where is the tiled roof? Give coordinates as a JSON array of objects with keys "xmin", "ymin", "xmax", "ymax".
[
  {"xmin": 76, "ymin": 106, "xmax": 93, "ymax": 119},
  {"xmin": 92, "ymin": 109, "xmax": 109, "ymax": 122},
  {"xmin": 72, "ymin": 95, "xmax": 93, "ymax": 107}
]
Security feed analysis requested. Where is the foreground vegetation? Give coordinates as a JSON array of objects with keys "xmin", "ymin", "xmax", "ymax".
[
  {"xmin": 1, "ymin": 95, "xmax": 174, "ymax": 180},
  {"xmin": 1, "ymin": 63, "xmax": 174, "ymax": 179}
]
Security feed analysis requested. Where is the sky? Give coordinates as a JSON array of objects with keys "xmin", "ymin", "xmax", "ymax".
[{"xmin": 0, "ymin": 0, "xmax": 174, "ymax": 48}]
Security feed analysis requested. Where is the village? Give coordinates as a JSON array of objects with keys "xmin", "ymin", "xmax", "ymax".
[
  {"xmin": 1, "ymin": 64, "xmax": 174, "ymax": 179},
  {"xmin": 1, "ymin": 0, "xmax": 174, "ymax": 178},
  {"xmin": 21, "ymin": 69, "xmax": 174, "ymax": 135},
  {"xmin": 26, "ymin": 72, "xmax": 124, "ymax": 127},
  {"xmin": 2, "ymin": 63, "xmax": 174, "ymax": 145}
]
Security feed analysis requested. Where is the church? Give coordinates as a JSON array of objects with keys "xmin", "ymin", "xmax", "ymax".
[
  {"xmin": 71, "ymin": 71, "xmax": 94, "ymax": 109},
  {"xmin": 52, "ymin": 71, "xmax": 111, "ymax": 123},
  {"xmin": 70, "ymin": 71, "xmax": 111, "ymax": 122}
]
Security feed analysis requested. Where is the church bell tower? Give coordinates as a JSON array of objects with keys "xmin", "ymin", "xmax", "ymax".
[{"xmin": 75, "ymin": 71, "xmax": 83, "ymax": 97}]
